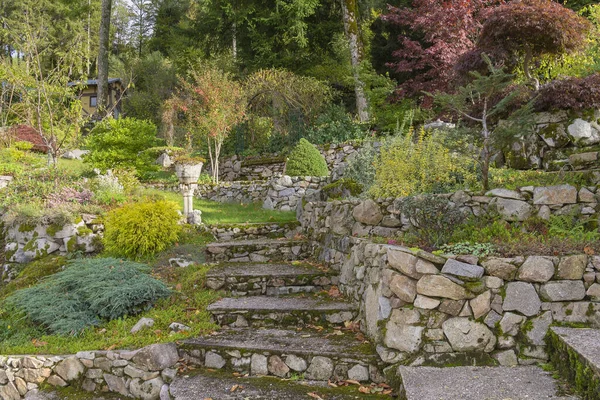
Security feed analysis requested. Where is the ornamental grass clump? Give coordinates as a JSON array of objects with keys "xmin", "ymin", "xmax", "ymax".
[
  {"xmin": 104, "ymin": 200, "xmax": 181, "ymax": 260},
  {"xmin": 6, "ymin": 258, "xmax": 170, "ymax": 335},
  {"xmin": 285, "ymin": 138, "xmax": 329, "ymax": 177}
]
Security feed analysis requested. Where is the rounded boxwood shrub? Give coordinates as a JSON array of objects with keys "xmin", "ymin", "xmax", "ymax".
[
  {"xmin": 104, "ymin": 200, "xmax": 181, "ymax": 260},
  {"xmin": 285, "ymin": 138, "xmax": 329, "ymax": 177}
]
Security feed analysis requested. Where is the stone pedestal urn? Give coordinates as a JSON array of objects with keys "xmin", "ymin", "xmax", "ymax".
[{"xmin": 175, "ymin": 162, "xmax": 203, "ymax": 223}]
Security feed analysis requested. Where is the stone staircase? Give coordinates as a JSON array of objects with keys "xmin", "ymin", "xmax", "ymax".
[
  {"xmin": 177, "ymin": 235, "xmax": 383, "ymax": 395},
  {"xmin": 179, "ymin": 230, "xmax": 597, "ymax": 399}
]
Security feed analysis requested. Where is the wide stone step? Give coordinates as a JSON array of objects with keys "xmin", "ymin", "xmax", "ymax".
[
  {"xmin": 205, "ymin": 239, "xmax": 310, "ymax": 263},
  {"xmin": 548, "ymin": 327, "xmax": 600, "ymax": 398},
  {"xmin": 205, "ymin": 262, "xmax": 336, "ymax": 296},
  {"xmin": 207, "ymin": 296, "xmax": 357, "ymax": 328},
  {"xmin": 398, "ymin": 366, "xmax": 578, "ymax": 400},
  {"xmin": 170, "ymin": 369, "xmax": 385, "ymax": 399},
  {"xmin": 179, "ymin": 328, "xmax": 379, "ymax": 383}
]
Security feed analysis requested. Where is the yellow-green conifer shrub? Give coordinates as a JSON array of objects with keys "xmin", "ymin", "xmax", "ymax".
[
  {"xmin": 370, "ymin": 128, "xmax": 475, "ymax": 197},
  {"xmin": 104, "ymin": 200, "xmax": 181, "ymax": 260},
  {"xmin": 285, "ymin": 138, "xmax": 329, "ymax": 177}
]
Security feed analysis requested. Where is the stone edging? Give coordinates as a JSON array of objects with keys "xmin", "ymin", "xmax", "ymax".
[{"xmin": 0, "ymin": 343, "xmax": 178, "ymax": 400}]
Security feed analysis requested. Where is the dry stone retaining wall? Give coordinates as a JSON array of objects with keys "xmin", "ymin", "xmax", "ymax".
[
  {"xmin": 2, "ymin": 214, "xmax": 102, "ymax": 269},
  {"xmin": 217, "ymin": 142, "xmax": 362, "ymax": 182},
  {"xmin": 299, "ymin": 185, "xmax": 600, "ymax": 368},
  {"xmin": 208, "ymin": 222, "xmax": 300, "ymax": 242},
  {"xmin": 0, "ymin": 343, "xmax": 179, "ymax": 400},
  {"xmin": 506, "ymin": 109, "xmax": 600, "ymax": 171},
  {"xmin": 300, "ymin": 184, "xmax": 599, "ymax": 244}
]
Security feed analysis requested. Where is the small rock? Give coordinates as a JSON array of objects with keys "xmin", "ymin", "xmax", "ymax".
[
  {"xmin": 347, "ymin": 364, "xmax": 370, "ymax": 382},
  {"xmin": 251, "ymin": 354, "xmax": 268, "ymax": 376},
  {"xmin": 417, "ymin": 275, "xmax": 469, "ymax": 300},
  {"xmin": 204, "ymin": 352, "xmax": 226, "ymax": 369},
  {"xmin": 442, "ymin": 317, "xmax": 496, "ymax": 353},
  {"xmin": 268, "ymin": 355, "xmax": 289, "ymax": 378},
  {"xmin": 517, "ymin": 256, "xmax": 555, "ymax": 283},
  {"xmin": 494, "ymin": 350, "xmax": 518, "ymax": 366},
  {"xmin": 285, "ymin": 354, "xmax": 307, "ymax": 372},
  {"xmin": 305, "ymin": 356, "xmax": 334, "ymax": 381},
  {"xmin": 556, "ymin": 255, "xmax": 587, "ymax": 280},
  {"xmin": 414, "ymin": 294, "xmax": 441, "ymax": 309},
  {"xmin": 132, "ymin": 343, "xmax": 179, "ymax": 371},
  {"xmin": 499, "ymin": 312, "xmax": 525, "ymax": 336},
  {"xmin": 131, "ymin": 317, "xmax": 155, "ymax": 334},
  {"xmin": 169, "ymin": 322, "xmax": 190, "ymax": 333},
  {"xmin": 54, "ymin": 357, "xmax": 85, "ymax": 381}
]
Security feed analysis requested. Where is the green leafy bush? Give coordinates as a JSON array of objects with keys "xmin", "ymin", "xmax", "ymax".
[
  {"xmin": 83, "ymin": 118, "xmax": 162, "ymax": 175},
  {"xmin": 302, "ymin": 104, "xmax": 368, "ymax": 145},
  {"xmin": 321, "ymin": 179, "xmax": 363, "ymax": 199},
  {"xmin": 401, "ymin": 195, "xmax": 467, "ymax": 248},
  {"xmin": 104, "ymin": 200, "xmax": 181, "ymax": 259},
  {"xmin": 285, "ymin": 138, "xmax": 329, "ymax": 177},
  {"xmin": 6, "ymin": 258, "xmax": 170, "ymax": 335}
]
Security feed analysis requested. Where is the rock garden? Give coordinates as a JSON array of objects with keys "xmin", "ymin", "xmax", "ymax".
[{"xmin": 3, "ymin": 0, "xmax": 600, "ymax": 398}]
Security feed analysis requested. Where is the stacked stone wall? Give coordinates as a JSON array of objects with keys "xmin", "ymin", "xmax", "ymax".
[
  {"xmin": 208, "ymin": 222, "xmax": 300, "ymax": 242},
  {"xmin": 0, "ymin": 343, "xmax": 179, "ymax": 399},
  {"xmin": 2, "ymin": 214, "xmax": 102, "ymax": 270},
  {"xmin": 299, "ymin": 185, "xmax": 600, "ymax": 368},
  {"xmin": 300, "ymin": 184, "xmax": 599, "ymax": 246},
  {"xmin": 217, "ymin": 142, "xmax": 362, "ymax": 182}
]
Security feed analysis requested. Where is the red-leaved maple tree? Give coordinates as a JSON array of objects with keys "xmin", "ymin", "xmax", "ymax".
[{"xmin": 381, "ymin": 0, "xmax": 501, "ymax": 104}]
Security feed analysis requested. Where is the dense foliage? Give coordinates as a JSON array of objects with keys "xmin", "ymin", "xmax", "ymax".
[
  {"xmin": 84, "ymin": 118, "xmax": 162, "ymax": 175},
  {"xmin": 534, "ymin": 73, "xmax": 600, "ymax": 111},
  {"xmin": 370, "ymin": 129, "xmax": 476, "ymax": 197},
  {"xmin": 103, "ymin": 200, "xmax": 181, "ymax": 260},
  {"xmin": 6, "ymin": 258, "xmax": 171, "ymax": 335},
  {"xmin": 285, "ymin": 138, "xmax": 329, "ymax": 177}
]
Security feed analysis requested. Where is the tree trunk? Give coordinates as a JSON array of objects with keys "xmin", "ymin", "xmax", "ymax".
[
  {"xmin": 341, "ymin": 0, "xmax": 369, "ymax": 122},
  {"xmin": 97, "ymin": 0, "xmax": 112, "ymax": 117}
]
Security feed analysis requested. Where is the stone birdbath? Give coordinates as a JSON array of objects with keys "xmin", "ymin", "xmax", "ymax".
[{"xmin": 174, "ymin": 157, "xmax": 204, "ymax": 224}]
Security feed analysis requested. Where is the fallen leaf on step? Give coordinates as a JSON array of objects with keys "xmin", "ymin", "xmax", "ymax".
[
  {"xmin": 307, "ymin": 393, "xmax": 324, "ymax": 399},
  {"xmin": 358, "ymin": 386, "xmax": 371, "ymax": 394},
  {"xmin": 32, "ymin": 339, "xmax": 47, "ymax": 347},
  {"xmin": 328, "ymin": 286, "xmax": 341, "ymax": 298},
  {"xmin": 327, "ymin": 381, "xmax": 337, "ymax": 388},
  {"xmin": 345, "ymin": 380, "xmax": 361, "ymax": 386}
]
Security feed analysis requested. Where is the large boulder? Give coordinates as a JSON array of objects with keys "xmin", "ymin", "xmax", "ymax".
[
  {"xmin": 533, "ymin": 185, "xmax": 577, "ymax": 205},
  {"xmin": 517, "ymin": 256, "xmax": 555, "ymax": 283},
  {"xmin": 54, "ymin": 357, "xmax": 85, "ymax": 382},
  {"xmin": 132, "ymin": 343, "xmax": 179, "ymax": 371},
  {"xmin": 442, "ymin": 317, "xmax": 496, "ymax": 352},
  {"xmin": 352, "ymin": 200, "xmax": 383, "ymax": 225},
  {"xmin": 502, "ymin": 282, "xmax": 541, "ymax": 317},
  {"xmin": 540, "ymin": 281, "xmax": 586, "ymax": 302},
  {"xmin": 494, "ymin": 198, "xmax": 533, "ymax": 222},
  {"xmin": 417, "ymin": 275, "xmax": 469, "ymax": 300}
]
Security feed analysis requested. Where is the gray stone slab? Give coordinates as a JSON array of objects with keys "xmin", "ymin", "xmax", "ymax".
[
  {"xmin": 441, "ymin": 259, "xmax": 484, "ymax": 280},
  {"xmin": 183, "ymin": 328, "xmax": 376, "ymax": 360},
  {"xmin": 398, "ymin": 366, "xmax": 578, "ymax": 400},
  {"xmin": 551, "ymin": 327, "xmax": 600, "ymax": 371},
  {"xmin": 206, "ymin": 239, "xmax": 305, "ymax": 248},
  {"xmin": 207, "ymin": 296, "xmax": 356, "ymax": 312},
  {"xmin": 206, "ymin": 263, "xmax": 331, "ymax": 278},
  {"xmin": 170, "ymin": 370, "xmax": 373, "ymax": 399}
]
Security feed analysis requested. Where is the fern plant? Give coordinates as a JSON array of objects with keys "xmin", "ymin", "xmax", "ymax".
[{"xmin": 548, "ymin": 214, "xmax": 600, "ymax": 242}]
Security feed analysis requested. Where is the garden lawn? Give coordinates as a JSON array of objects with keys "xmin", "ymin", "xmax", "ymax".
[{"xmin": 141, "ymin": 188, "xmax": 297, "ymax": 224}]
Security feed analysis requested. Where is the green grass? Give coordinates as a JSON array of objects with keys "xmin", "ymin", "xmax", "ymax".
[
  {"xmin": 488, "ymin": 168, "xmax": 591, "ymax": 190},
  {"xmin": 140, "ymin": 188, "xmax": 297, "ymax": 224}
]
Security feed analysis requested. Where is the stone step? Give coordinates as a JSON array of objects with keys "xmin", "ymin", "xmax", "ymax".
[
  {"xmin": 205, "ymin": 262, "xmax": 336, "ymax": 296},
  {"xmin": 205, "ymin": 239, "xmax": 310, "ymax": 263},
  {"xmin": 208, "ymin": 221, "xmax": 300, "ymax": 242},
  {"xmin": 207, "ymin": 296, "xmax": 357, "ymax": 328},
  {"xmin": 397, "ymin": 366, "xmax": 578, "ymax": 400},
  {"xmin": 170, "ymin": 369, "xmax": 386, "ymax": 399},
  {"xmin": 548, "ymin": 327, "xmax": 600, "ymax": 398},
  {"xmin": 179, "ymin": 328, "xmax": 380, "ymax": 384}
]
